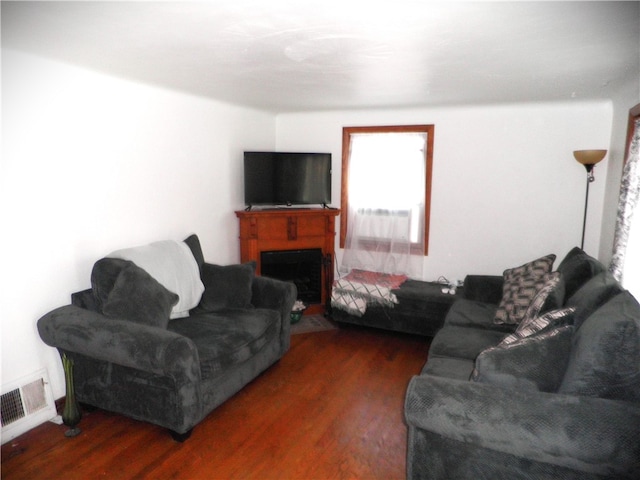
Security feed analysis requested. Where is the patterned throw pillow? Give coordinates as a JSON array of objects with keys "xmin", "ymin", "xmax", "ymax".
[
  {"xmin": 504, "ymin": 254, "xmax": 556, "ymax": 281},
  {"xmin": 494, "ymin": 254, "xmax": 556, "ymax": 325},
  {"xmin": 500, "ymin": 306, "xmax": 576, "ymax": 346},
  {"xmin": 519, "ymin": 272, "xmax": 565, "ymax": 325}
]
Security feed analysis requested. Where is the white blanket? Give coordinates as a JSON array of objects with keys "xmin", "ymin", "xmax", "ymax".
[{"xmin": 108, "ymin": 240, "xmax": 204, "ymax": 319}]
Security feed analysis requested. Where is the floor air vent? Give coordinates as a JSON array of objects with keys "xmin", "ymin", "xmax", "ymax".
[{"xmin": 1, "ymin": 369, "xmax": 57, "ymax": 444}]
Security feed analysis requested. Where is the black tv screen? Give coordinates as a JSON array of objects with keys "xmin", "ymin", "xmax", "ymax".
[{"xmin": 244, "ymin": 151, "xmax": 331, "ymax": 207}]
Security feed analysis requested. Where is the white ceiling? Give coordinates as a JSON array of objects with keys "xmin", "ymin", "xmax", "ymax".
[{"xmin": 3, "ymin": 1, "xmax": 639, "ymax": 113}]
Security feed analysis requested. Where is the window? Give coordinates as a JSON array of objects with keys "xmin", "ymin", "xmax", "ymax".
[
  {"xmin": 612, "ymin": 104, "xmax": 640, "ymax": 299},
  {"xmin": 340, "ymin": 125, "xmax": 434, "ymax": 276}
]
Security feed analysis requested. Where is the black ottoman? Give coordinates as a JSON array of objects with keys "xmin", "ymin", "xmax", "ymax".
[{"xmin": 331, "ymin": 280, "xmax": 461, "ymax": 337}]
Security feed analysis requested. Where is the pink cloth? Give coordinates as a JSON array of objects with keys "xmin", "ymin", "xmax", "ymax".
[{"xmin": 343, "ymin": 269, "xmax": 408, "ymax": 289}]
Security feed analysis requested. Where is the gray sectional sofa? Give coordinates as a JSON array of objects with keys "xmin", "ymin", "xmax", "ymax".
[
  {"xmin": 405, "ymin": 247, "xmax": 640, "ymax": 479},
  {"xmin": 38, "ymin": 234, "xmax": 297, "ymax": 440}
]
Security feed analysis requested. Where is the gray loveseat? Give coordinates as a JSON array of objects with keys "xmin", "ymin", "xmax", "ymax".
[
  {"xmin": 405, "ymin": 247, "xmax": 640, "ymax": 479},
  {"xmin": 38, "ymin": 234, "xmax": 297, "ymax": 440}
]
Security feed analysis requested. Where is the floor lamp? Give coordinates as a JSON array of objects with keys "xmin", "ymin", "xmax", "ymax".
[{"xmin": 573, "ymin": 149, "xmax": 607, "ymax": 250}]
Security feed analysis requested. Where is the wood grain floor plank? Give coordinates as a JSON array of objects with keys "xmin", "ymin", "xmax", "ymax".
[{"xmin": 2, "ymin": 325, "xmax": 428, "ymax": 480}]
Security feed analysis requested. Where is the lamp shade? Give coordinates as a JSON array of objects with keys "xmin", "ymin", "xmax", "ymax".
[{"xmin": 573, "ymin": 150, "xmax": 607, "ymax": 165}]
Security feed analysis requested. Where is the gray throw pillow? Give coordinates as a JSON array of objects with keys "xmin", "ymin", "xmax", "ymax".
[
  {"xmin": 494, "ymin": 254, "xmax": 556, "ymax": 325},
  {"xmin": 102, "ymin": 262, "xmax": 179, "ymax": 329},
  {"xmin": 195, "ymin": 262, "xmax": 256, "ymax": 312},
  {"xmin": 565, "ymin": 271, "xmax": 625, "ymax": 329},
  {"xmin": 91, "ymin": 257, "xmax": 131, "ymax": 312},
  {"xmin": 472, "ymin": 325, "xmax": 574, "ymax": 392},
  {"xmin": 556, "ymin": 247, "xmax": 605, "ymax": 299},
  {"xmin": 559, "ymin": 291, "xmax": 640, "ymax": 401}
]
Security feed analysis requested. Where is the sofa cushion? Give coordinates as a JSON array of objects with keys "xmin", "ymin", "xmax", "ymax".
[
  {"xmin": 421, "ymin": 355, "xmax": 476, "ymax": 381},
  {"xmin": 444, "ymin": 299, "xmax": 514, "ymax": 333},
  {"xmin": 519, "ymin": 272, "xmax": 565, "ymax": 326},
  {"xmin": 500, "ymin": 307, "xmax": 576, "ymax": 346},
  {"xmin": 472, "ymin": 325, "xmax": 574, "ymax": 392},
  {"xmin": 102, "ymin": 261, "xmax": 179, "ymax": 328},
  {"xmin": 461, "ymin": 275, "xmax": 504, "ymax": 305},
  {"xmin": 494, "ymin": 254, "xmax": 556, "ymax": 325},
  {"xmin": 556, "ymin": 246, "xmax": 605, "ymax": 299},
  {"xmin": 565, "ymin": 271, "xmax": 624, "ymax": 328},
  {"xmin": 168, "ymin": 308, "xmax": 279, "ymax": 379},
  {"xmin": 183, "ymin": 234, "xmax": 205, "ymax": 273},
  {"xmin": 429, "ymin": 326, "xmax": 507, "ymax": 360},
  {"xmin": 559, "ymin": 291, "xmax": 640, "ymax": 402},
  {"xmin": 195, "ymin": 262, "xmax": 256, "ymax": 312}
]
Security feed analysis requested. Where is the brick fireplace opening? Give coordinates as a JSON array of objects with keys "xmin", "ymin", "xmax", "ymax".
[{"xmin": 261, "ymin": 249, "xmax": 323, "ymax": 305}]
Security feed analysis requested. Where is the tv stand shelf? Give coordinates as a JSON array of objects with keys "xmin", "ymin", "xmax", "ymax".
[{"xmin": 235, "ymin": 208, "xmax": 340, "ymax": 315}]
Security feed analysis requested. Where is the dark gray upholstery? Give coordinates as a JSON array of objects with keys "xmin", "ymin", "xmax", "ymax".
[
  {"xmin": 193, "ymin": 262, "xmax": 256, "ymax": 312},
  {"xmin": 428, "ymin": 325, "xmax": 506, "ymax": 360},
  {"xmin": 460, "ymin": 275, "xmax": 504, "ymax": 305},
  {"xmin": 442, "ymin": 298, "xmax": 512, "ymax": 332},
  {"xmin": 102, "ymin": 261, "xmax": 179, "ymax": 328},
  {"xmin": 421, "ymin": 355, "xmax": 475, "ymax": 380},
  {"xmin": 560, "ymin": 291, "xmax": 640, "ymax": 401},
  {"xmin": 472, "ymin": 325, "xmax": 574, "ymax": 392},
  {"xmin": 38, "ymin": 235, "xmax": 297, "ymax": 438},
  {"xmin": 406, "ymin": 376, "xmax": 640, "ymax": 480},
  {"xmin": 557, "ymin": 246, "xmax": 606, "ymax": 299},
  {"xmin": 404, "ymin": 247, "xmax": 640, "ymax": 479},
  {"xmin": 565, "ymin": 270, "xmax": 624, "ymax": 328}
]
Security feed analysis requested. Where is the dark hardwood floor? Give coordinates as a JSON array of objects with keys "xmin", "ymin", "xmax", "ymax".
[{"xmin": 2, "ymin": 323, "xmax": 429, "ymax": 480}]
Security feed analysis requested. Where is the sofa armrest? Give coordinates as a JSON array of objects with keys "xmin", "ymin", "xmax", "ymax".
[
  {"xmin": 462, "ymin": 275, "xmax": 503, "ymax": 304},
  {"xmin": 252, "ymin": 275, "xmax": 297, "ymax": 316},
  {"xmin": 37, "ymin": 305, "xmax": 200, "ymax": 384},
  {"xmin": 405, "ymin": 375, "xmax": 640, "ymax": 477},
  {"xmin": 252, "ymin": 276, "xmax": 297, "ymax": 351}
]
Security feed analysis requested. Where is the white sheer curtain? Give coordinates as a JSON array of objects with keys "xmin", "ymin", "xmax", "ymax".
[
  {"xmin": 610, "ymin": 117, "xmax": 640, "ymax": 298},
  {"xmin": 341, "ymin": 132, "xmax": 426, "ymax": 278}
]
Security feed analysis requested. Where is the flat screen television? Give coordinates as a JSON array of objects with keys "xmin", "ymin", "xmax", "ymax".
[{"xmin": 243, "ymin": 151, "xmax": 332, "ymax": 208}]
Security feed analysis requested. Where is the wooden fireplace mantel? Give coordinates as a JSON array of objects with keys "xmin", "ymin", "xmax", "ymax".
[{"xmin": 235, "ymin": 208, "xmax": 340, "ymax": 314}]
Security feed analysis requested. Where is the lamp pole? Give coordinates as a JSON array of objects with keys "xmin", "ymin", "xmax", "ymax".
[
  {"xmin": 573, "ymin": 150, "xmax": 606, "ymax": 251},
  {"xmin": 580, "ymin": 164, "xmax": 595, "ymax": 250}
]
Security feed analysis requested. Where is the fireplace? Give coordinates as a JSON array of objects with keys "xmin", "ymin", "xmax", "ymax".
[
  {"xmin": 236, "ymin": 208, "xmax": 339, "ymax": 314},
  {"xmin": 261, "ymin": 249, "xmax": 323, "ymax": 305}
]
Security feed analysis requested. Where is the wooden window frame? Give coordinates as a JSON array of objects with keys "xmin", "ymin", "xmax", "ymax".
[
  {"xmin": 624, "ymin": 103, "xmax": 640, "ymax": 164},
  {"xmin": 339, "ymin": 124, "xmax": 434, "ymax": 255}
]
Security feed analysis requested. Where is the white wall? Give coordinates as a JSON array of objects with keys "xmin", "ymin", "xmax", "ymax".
[
  {"xmin": 1, "ymin": 50, "xmax": 276, "ymax": 400},
  {"xmin": 276, "ymin": 102, "xmax": 613, "ymax": 282}
]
